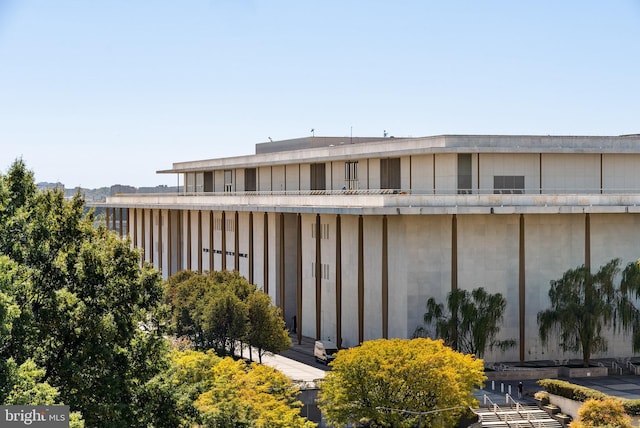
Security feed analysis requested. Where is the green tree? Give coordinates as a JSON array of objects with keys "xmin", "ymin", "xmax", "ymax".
[
  {"xmin": 164, "ymin": 271, "xmax": 211, "ymax": 348},
  {"xmin": 0, "ymin": 256, "xmax": 21, "ymax": 399},
  {"xmin": 0, "ymin": 160, "xmax": 169, "ymax": 427},
  {"xmin": 538, "ymin": 259, "xmax": 619, "ymax": 367},
  {"xmin": 617, "ymin": 259, "xmax": 640, "ymax": 352},
  {"xmin": 318, "ymin": 338, "xmax": 485, "ymax": 428},
  {"xmin": 203, "ymin": 286, "xmax": 247, "ymax": 355},
  {"xmin": 246, "ymin": 291, "xmax": 291, "ymax": 363},
  {"xmin": 4, "ymin": 359, "xmax": 59, "ymax": 405},
  {"xmin": 165, "ymin": 270, "xmax": 290, "ymax": 358},
  {"xmin": 136, "ymin": 349, "xmax": 222, "ymax": 427},
  {"xmin": 416, "ymin": 287, "xmax": 516, "ymax": 358}
]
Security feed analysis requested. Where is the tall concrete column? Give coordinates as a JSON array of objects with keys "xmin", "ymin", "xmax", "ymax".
[
  {"xmin": 358, "ymin": 215, "xmax": 364, "ymax": 344},
  {"xmin": 519, "ymin": 214, "xmax": 525, "ymax": 362},
  {"xmin": 133, "ymin": 209, "xmax": 138, "ymax": 247},
  {"xmin": 158, "ymin": 210, "xmax": 163, "ymax": 272},
  {"xmin": 279, "ymin": 213, "xmax": 285, "ymax": 314},
  {"xmin": 209, "ymin": 211, "xmax": 214, "ymax": 273},
  {"xmin": 263, "ymin": 212, "xmax": 269, "ymax": 295},
  {"xmin": 186, "ymin": 211, "xmax": 191, "ymax": 271},
  {"xmin": 167, "ymin": 210, "xmax": 172, "ymax": 276},
  {"xmin": 127, "ymin": 208, "xmax": 131, "ymax": 240},
  {"xmin": 141, "ymin": 209, "xmax": 146, "ymax": 263},
  {"xmin": 149, "ymin": 209, "xmax": 154, "ymax": 264},
  {"xmin": 451, "ymin": 214, "xmax": 458, "ymax": 291},
  {"xmin": 234, "ymin": 211, "xmax": 240, "ymax": 272},
  {"xmin": 585, "ymin": 213, "xmax": 591, "ymax": 271},
  {"xmin": 315, "ymin": 214, "xmax": 322, "ymax": 340},
  {"xmin": 119, "ymin": 208, "xmax": 124, "ymax": 238},
  {"xmin": 249, "ymin": 212, "xmax": 254, "ymax": 284},
  {"xmin": 382, "ymin": 215, "xmax": 388, "ymax": 339},
  {"xmin": 177, "ymin": 210, "xmax": 183, "ymax": 271},
  {"xmin": 197, "ymin": 210, "xmax": 202, "ymax": 274},
  {"xmin": 335, "ymin": 214, "xmax": 342, "ymax": 348},
  {"xmin": 297, "ymin": 213, "xmax": 302, "ymax": 345},
  {"xmin": 221, "ymin": 211, "xmax": 226, "ymax": 271}
]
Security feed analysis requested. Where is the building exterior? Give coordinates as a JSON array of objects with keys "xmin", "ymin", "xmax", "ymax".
[{"xmin": 104, "ymin": 134, "xmax": 640, "ymax": 363}]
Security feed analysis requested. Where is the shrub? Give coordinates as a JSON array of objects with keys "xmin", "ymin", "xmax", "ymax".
[
  {"xmin": 534, "ymin": 391, "xmax": 549, "ymax": 400},
  {"xmin": 622, "ymin": 399, "xmax": 640, "ymax": 416},
  {"xmin": 569, "ymin": 398, "xmax": 632, "ymax": 428},
  {"xmin": 537, "ymin": 379, "xmax": 607, "ymax": 402}
]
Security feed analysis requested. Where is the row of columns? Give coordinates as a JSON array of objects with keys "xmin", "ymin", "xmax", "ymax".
[
  {"xmin": 106, "ymin": 207, "xmax": 596, "ymax": 361},
  {"xmin": 105, "ymin": 207, "xmax": 392, "ymax": 349}
]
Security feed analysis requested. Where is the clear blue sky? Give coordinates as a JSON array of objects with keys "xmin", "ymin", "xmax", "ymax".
[{"xmin": 1, "ymin": 1, "xmax": 639, "ymax": 188}]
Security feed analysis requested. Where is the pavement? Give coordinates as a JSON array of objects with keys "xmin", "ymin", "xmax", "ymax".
[
  {"xmin": 237, "ymin": 334, "xmax": 328, "ymax": 387},
  {"xmin": 242, "ymin": 335, "xmax": 640, "ymax": 407}
]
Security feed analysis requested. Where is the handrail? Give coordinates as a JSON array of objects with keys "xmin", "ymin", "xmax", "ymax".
[
  {"xmin": 482, "ymin": 393, "xmax": 557, "ymax": 428},
  {"xmin": 612, "ymin": 361, "xmax": 624, "ymax": 375},
  {"xmin": 506, "ymin": 394, "xmax": 540, "ymax": 428},
  {"xmin": 482, "ymin": 395, "xmax": 514, "ymax": 425}
]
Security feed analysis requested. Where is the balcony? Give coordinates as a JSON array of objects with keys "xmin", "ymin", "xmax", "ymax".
[{"xmin": 102, "ymin": 187, "xmax": 640, "ymax": 216}]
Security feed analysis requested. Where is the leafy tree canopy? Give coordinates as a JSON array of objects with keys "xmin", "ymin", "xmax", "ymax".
[
  {"xmin": 570, "ymin": 397, "xmax": 633, "ymax": 428},
  {"xmin": 142, "ymin": 349, "xmax": 315, "ymax": 428},
  {"xmin": 318, "ymin": 338, "xmax": 485, "ymax": 428},
  {"xmin": 165, "ymin": 270, "xmax": 290, "ymax": 358},
  {"xmin": 0, "ymin": 160, "xmax": 168, "ymax": 427},
  {"xmin": 537, "ymin": 258, "xmax": 640, "ymax": 367},
  {"xmin": 416, "ymin": 287, "xmax": 516, "ymax": 358}
]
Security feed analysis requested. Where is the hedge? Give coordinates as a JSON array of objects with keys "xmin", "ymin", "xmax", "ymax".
[{"xmin": 537, "ymin": 378, "xmax": 640, "ymax": 416}]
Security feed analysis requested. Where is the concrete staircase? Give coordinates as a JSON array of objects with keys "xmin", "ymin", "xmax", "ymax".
[{"xmin": 472, "ymin": 403, "xmax": 562, "ymax": 428}]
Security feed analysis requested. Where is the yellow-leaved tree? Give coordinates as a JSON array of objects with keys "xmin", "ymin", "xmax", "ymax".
[
  {"xmin": 318, "ymin": 338, "xmax": 485, "ymax": 428},
  {"xmin": 196, "ymin": 358, "xmax": 315, "ymax": 428},
  {"xmin": 143, "ymin": 350, "xmax": 316, "ymax": 427},
  {"xmin": 569, "ymin": 398, "xmax": 633, "ymax": 428}
]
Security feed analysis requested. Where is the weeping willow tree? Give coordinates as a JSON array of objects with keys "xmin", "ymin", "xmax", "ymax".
[
  {"xmin": 538, "ymin": 258, "xmax": 640, "ymax": 368},
  {"xmin": 415, "ymin": 287, "xmax": 516, "ymax": 358},
  {"xmin": 618, "ymin": 259, "xmax": 640, "ymax": 352}
]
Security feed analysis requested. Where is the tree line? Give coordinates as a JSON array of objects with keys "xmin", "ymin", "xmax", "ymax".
[
  {"xmin": 0, "ymin": 160, "xmax": 309, "ymax": 427},
  {"xmin": 164, "ymin": 269, "xmax": 291, "ymax": 362}
]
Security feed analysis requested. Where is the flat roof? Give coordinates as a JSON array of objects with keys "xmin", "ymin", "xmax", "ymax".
[{"xmin": 157, "ymin": 134, "xmax": 640, "ymax": 174}]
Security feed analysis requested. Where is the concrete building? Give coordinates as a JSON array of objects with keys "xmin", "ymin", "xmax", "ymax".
[{"xmin": 104, "ymin": 134, "xmax": 640, "ymax": 363}]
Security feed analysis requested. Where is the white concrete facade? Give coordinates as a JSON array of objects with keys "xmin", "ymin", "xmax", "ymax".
[{"xmin": 105, "ymin": 134, "xmax": 640, "ymax": 363}]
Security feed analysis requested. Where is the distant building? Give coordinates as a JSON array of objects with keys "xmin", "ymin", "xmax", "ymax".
[{"xmin": 104, "ymin": 134, "xmax": 640, "ymax": 362}]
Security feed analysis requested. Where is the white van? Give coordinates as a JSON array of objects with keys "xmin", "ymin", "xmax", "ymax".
[{"xmin": 314, "ymin": 340, "xmax": 338, "ymax": 365}]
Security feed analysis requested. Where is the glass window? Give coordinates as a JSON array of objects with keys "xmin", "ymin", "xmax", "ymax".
[
  {"xmin": 195, "ymin": 172, "xmax": 204, "ymax": 193},
  {"xmin": 380, "ymin": 158, "xmax": 400, "ymax": 190},
  {"xmin": 458, "ymin": 154, "xmax": 472, "ymax": 194},
  {"xmin": 494, "ymin": 176, "xmax": 525, "ymax": 194},
  {"xmin": 345, "ymin": 161, "xmax": 359, "ymax": 190},
  {"xmin": 310, "ymin": 163, "xmax": 326, "ymax": 190},
  {"xmin": 204, "ymin": 172, "xmax": 213, "ymax": 192},
  {"xmin": 186, "ymin": 173, "xmax": 195, "ymax": 193},
  {"xmin": 245, "ymin": 168, "xmax": 257, "ymax": 192},
  {"xmin": 224, "ymin": 170, "xmax": 233, "ymax": 193}
]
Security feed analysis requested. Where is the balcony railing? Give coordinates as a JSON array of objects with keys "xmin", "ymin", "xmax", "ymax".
[{"xmin": 117, "ymin": 187, "xmax": 640, "ymax": 198}]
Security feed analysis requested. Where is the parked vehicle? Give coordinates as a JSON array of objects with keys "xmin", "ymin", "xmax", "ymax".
[{"xmin": 314, "ymin": 340, "xmax": 338, "ymax": 364}]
